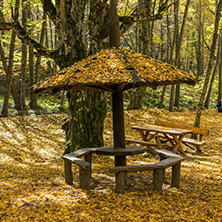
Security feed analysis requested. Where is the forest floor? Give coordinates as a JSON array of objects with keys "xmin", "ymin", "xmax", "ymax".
[{"xmin": 0, "ymin": 109, "xmax": 222, "ymax": 222}]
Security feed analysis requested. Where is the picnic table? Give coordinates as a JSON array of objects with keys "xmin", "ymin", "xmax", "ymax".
[{"xmin": 130, "ymin": 125, "xmax": 193, "ymax": 154}]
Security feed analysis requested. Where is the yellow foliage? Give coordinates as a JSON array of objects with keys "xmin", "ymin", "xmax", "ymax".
[
  {"xmin": 33, "ymin": 48, "xmax": 197, "ymax": 93},
  {"xmin": 0, "ymin": 109, "xmax": 221, "ymax": 221}
]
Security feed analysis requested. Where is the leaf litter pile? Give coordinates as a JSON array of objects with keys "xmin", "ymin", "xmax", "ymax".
[{"xmin": 0, "ymin": 109, "xmax": 221, "ymax": 221}]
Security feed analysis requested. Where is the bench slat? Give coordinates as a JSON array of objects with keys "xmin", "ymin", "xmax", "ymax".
[
  {"xmin": 155, "ymin": 119, "xmax": 209, "ymax": 135},
  {"xmin": 109, "ymin": 157, "xmax": 183, "ymax": 173},
  {"xmin": 148, "ymin": 132, "xmax": 205, "ymax": 146},
  {"xmin": 109, "ymin": 148, "xmax": 184, "ymax": 173},
  {"xmin": 62, "ymin": 155, "xmax": 90, "ymax": 169},
  {"xmin": 182, "ymin": 137, "xmax": 206, "ymax": 146},
  {"xmin": 125, "ymin": 139, "xmax": 157, "ymax": 146}
]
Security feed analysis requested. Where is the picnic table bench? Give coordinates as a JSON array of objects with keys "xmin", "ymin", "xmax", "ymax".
[
  {"xmin": 109, "ymin": 149, "xmax": 185, "ymax": 193},
  {"xmin": 62, "ymin": 146, "xmax": 146, "ymax": 191},
  {"xmin": 154, "ymin": 119, "xmax": 209, "ymax": 153}
]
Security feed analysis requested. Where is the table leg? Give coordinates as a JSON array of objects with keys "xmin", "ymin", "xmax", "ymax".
[
  {"xmin": 155, "ymin": 135, "xmax": 163, "ymax": 149},
  {"xmin": 172, "ymin": 135, "xmax": 184, "ymax": 154}
]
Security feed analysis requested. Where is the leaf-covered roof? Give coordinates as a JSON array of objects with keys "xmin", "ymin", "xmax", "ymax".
[{"xmin": 33, "ymin": 47, "xmax": 198, "ymax": 93}]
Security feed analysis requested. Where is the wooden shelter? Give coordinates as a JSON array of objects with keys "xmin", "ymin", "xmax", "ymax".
[
  {"xmin": 33, "ymin": 47, "xmax": 197, "ymax": 94},
  {"xmin": 33, "ymin": 47, "xmax": 198, "ymax": 167}
]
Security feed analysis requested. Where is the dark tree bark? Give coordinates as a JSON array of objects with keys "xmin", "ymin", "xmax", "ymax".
[{"xmin": 1, "ymin": 0, "xmax": 19, "ymax": 117}]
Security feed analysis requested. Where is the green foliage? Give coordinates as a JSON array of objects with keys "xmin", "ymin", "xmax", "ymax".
[{"xmin": 38, "ymin": 96, "xmax": 68, "ymax": 114}]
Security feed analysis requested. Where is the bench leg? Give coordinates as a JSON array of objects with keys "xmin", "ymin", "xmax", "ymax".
[
  {"xmin": 115, "ymin": 171, "xmax": 126, "ymax": 193},
  {"xmin": 171, "ymin": 162, "xmax": 181, "ymax": 188},
  {"xmin": 153, "ymin": 169, "xmax": 164, "ymax": 191},
  {"xmin": 64, "ymin": 160, "xmax": 73, "ymax": 185},
  {"xmin": 79, "ymin": 165, "xmax": 91, "ymax": 190},
  {"xmin": 85, "ymin": 153, "xmax": 92, "ymax": 178}
]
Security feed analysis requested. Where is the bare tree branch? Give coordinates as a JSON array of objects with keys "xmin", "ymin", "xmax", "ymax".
[
  {"xmin": 0, "ymin": 20, "xmax": 58, "ymax": 60},
  {"xmin": 119, "ymin": 0, "xmax": 180, "ymax": 35}
]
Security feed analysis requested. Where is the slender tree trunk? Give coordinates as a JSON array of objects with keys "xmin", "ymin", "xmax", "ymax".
[
  {"xmin": 159, "ymin": 11, "xmax": 171, "ymax": 109},
  {"xmin": 45, "ymin": 20, "xmax": 52, "ymax": 76},
  {"xmin": 13, "ymin": 0, "xmax": 27, "ymax": 114},
  {"xmin": 169, "ymin": 2, "xmax": 179, "ymax": 111},
  {"xmin": 127, "ymin": 0, "xmax": 151, "ymax": 110},
  {"xmin": 195, "ymin": 0, "xmax": 204, "ymax": 77},
  {"xmin": 1, "ymin": 0, "xmax": 19, "ymax": 116},
  {"xmin": 218, "ymin": 33, "xmax": 222, "ymax": 101},
  {"xmin": 27, "ymin": 5, "xmax": 36, "ymax": 109},
  {"xmin": 174, "ymin": 0, "xmax": 191, "ymax": 108},
  {"xmin": 30, "ymin": 11, "xmax": 47, "ymax": 109},
  {"xmin": 204, "ymin": 36, "xmax": 220, "ymax": 108},
  {"xmin": 194, "ymin": 0, "xmax": 222, "ymax": 127}
]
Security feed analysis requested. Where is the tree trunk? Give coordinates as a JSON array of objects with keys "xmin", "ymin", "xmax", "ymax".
[
  {"xmin": 64, "ymin": 91, "xmax": 107, "ymax": 154},
  {"xmin": 194, "ymin": 0, "xmax": 222, "ymax": 127},
  {"xmin": 169, "ymin": 2, "xmax": 179, "ymax": 112},
  {"xmin": 1, "ymin": 1, "xmax": 19, "ymax": 116},
  {"xmin": 204, "ymin": 36, "xmax": 220, "ymax": 108},
  {"xmin": 218, "ymin": 33, "xmax": 222, "ymax": 101},
  {"xmin": 195, "ymin": 0, "xmax": 204, "ymax": 77},
  {"xmin": 173, "ymin": 0, "xmax": 191, "ymax": 109},
  {"xmin": 127, "ymin": 0, "xmax": 151, "ymax": 110},
  {"xmin": 14, "ymin": 0, "xmax": 27, "ymax": 114}
]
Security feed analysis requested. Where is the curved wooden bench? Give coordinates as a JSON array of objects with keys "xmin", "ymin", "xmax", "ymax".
[
  {"xmin": 62, "ymin": 147, "xmax": 111, "ymax": 190},
  {"xmin": 109, "ymin": 149, "xmax": 185, "ymax": 193},
  {"xmin": 62, "ymin": 148, "xmax": 93, "ymax": 190}
]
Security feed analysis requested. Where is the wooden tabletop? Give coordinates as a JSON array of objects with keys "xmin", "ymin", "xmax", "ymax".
[
  {"xmin": 131, "ymin": 125, "xmax": 193, "ymax": 135},
  {"xmin": 95, "ymin": 145, "xmax": 146, "ymax": 156}
]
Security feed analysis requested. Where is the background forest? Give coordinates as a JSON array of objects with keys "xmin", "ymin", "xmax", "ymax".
[{"xmin": 0, "ymin": 0, "xmax": 221, "ymax": 116}]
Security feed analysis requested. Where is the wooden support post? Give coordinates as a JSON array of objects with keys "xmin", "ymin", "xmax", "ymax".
[
  {"xmin": 115, "ymin": 171, "xmax": 126, "ymax": 193},
  {"xmin": 64, "ymin": 160, "xmax": 73, "ymax": 185},
  {"xmin": 155, "ymin": 135, "xmax": 163, "ymax": 149},
  {"xmin": 153, "ymin": 168, "xmax": 163, "ymax": 191},
  {"xmin": 171, "ymin": 162, "xmax": 181, "ymax": 188},
  {"xmin": 79, "ymin": 165, "xmax": 91, "ymax": 190},
  {"xmin": 84, "ymin": 153, "xmax": 92, "ymax": 179}
]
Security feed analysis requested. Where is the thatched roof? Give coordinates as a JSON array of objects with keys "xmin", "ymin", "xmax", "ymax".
[{"xmin": 33, "ymin": 47, "xmax": 199, "ymax": 93}]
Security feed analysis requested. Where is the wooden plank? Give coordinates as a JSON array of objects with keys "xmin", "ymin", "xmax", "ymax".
[
  {"xmin": 131, "ymin": 125, "xmax": 193, "ymax": 135},
  {"xmin": 62, "ymin": 155, "xmax": 90, "ymax": 169},
  {"xmin": 155, "ymin": 135, "xmax": 163, "ymax": 149},
  {"xmin": 125, "ymin": 139, "xmax": 157, "ymax": 146},
  {"xmin": 171, "ymin": 163, "xmax": 181, "ymax": 188},
  {"xmin": 62, "ymin": 148, "xmax": 91, "ymax": 158},
  {"xmin": 156, "ymin": 149, "xmax": 183, "ymax": 158},
  {"xmin": 109, "ymin": 157, "xmax": 184, "ymax": 173},
  {"xmin": 79, "ymin": 165, "xmax": 91, "ymax": 190},
  {"xmin": 109, "ymin": 163, "xmax": 162, "ymax": 173},
  {"xmin": 64, "ymin": 160, "xmax": 73, "ymax": 185},
  {"xmin": 182, "ymin": 137, "xmax": 206, "ymax": 145},
  {"xmin": 153, "ymin": 169, "xmax": 163, "ymax": 191},
  {"xmin": 155, "ymin": 119, "xmax": 209, "ymax": 135}
]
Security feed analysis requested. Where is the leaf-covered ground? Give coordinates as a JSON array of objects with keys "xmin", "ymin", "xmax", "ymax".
[{"xmin": 0, "ymin": 109, "xmax": 221, "ymax": 221}]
